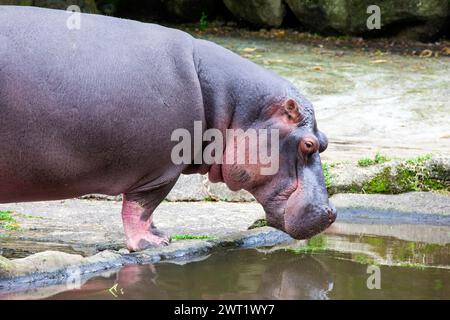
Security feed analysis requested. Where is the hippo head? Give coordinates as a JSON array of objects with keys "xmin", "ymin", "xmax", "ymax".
[{"xmin": 209, "ymin": 93, "xmax": 336, "ymax": 240}]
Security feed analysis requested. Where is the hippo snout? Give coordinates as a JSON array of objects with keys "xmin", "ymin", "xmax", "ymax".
[{"xmin": 283, "ymin": 202, "xmax": 337, "ymax": 240}]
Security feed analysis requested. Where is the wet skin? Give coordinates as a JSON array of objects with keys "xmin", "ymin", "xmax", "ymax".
[{"xmin": 0, "ymin": 6, "xmax": 336, "ymax": 251}]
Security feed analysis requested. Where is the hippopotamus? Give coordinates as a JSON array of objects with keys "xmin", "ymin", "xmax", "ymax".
[{"xmin": 0, "ymin": 6, "xmax": 336, "ymax": 251}]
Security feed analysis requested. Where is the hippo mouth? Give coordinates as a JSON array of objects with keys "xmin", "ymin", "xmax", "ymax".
[
  {"xmin": 282, "ymin": 204, "xmax": 337, "ymax": 239},
  {"xmin": 262, "ymin": 187, "xmax": 337, "ymax": 240},
  {"xmin": 264, "ymin": 205, "xmax": 336, "ymax": 240},
  {"xmin": 204, "ymin": 151, "xmax": 337, "ymax": 240}
]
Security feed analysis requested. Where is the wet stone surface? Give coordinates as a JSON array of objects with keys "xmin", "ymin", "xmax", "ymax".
[
  {"xmin": 1, "ymin": 192, "xmax": 448, "ymax": 258},
  {"xmin": 0, "ymin": 200, "xmax": 266, "ymax": 257}
]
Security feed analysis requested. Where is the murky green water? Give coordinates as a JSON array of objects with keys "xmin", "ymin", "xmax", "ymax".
[{"xmin": 2, "ymin": 233, "xmax": 449, "ymax": 300}]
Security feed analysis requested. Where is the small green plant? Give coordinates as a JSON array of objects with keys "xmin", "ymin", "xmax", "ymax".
[
  {"xmin": 290, "ymin": 235, "xmax": 328, "ymax": 254},
  {"xmin": 322, "ymin": 162, "xmax": 332, "ymax": 189},
  {"xmin": 203, "ymin": 195, "xmax": 218, "ymax": 202},
  {"xmin": 3, "ymin": 222, "xmax": 20, "ymax": 231},
  {"xmin": 248, "ymin": 218, "xmax": 268, "ymax": 230},
  {"xmin": 405, "ymin": 153, "xmax": 432, "ymax": 165},
  {"xmin": 170, "ymin": 234, "xmax": 217, "ymax": 241},
  {"xmin": 358, "ymin": 158, "xmax": 374, "ymax": 167},
  {"xmin": 0, "ymin": 210, "xmax": 20, "ymax": 231},
  {"xmin": 358, "ymin": 153, "xmax": 389, "ymax": 167},
  {"xmin": 352, "ymin": 253, "xmax": 375, "ymax": 265},
  {"xmin": 199, "ymin": 12, "xmax": 208, "ymax": 31},
  {"xmin": 0, "ymin": 210, "xmax": 14, "ymax": 222}
]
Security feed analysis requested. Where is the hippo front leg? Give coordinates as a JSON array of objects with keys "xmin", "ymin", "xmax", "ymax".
[{"xmin": 121, "ymin": 196, "xmax": 170, "ymax": 251}]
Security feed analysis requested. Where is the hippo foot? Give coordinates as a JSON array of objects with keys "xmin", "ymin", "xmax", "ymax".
[
  {"xmin": 126, "ymin": 231, "xmax": 170, "ymax": 252},
  {"xmin": 121, "ymin": 195, "xmax": 172, "ymax": 251}
]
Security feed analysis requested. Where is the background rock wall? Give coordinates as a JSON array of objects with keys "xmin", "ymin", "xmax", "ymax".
[{"xmin": 1, "ymin": 0, "xmax": 449, "ymax": 40}]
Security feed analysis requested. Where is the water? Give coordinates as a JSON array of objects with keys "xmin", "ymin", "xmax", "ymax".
[{"xmin": 2, "ymin": 233, "xmax": 449, "ymax": 300}]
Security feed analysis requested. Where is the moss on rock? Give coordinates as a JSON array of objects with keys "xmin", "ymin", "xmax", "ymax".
[
  {"xmin": 358, "ymin": 153, "xmax": 389, "ymax": 167},
  {"xmin": 322, "ymin": 162, "xmax": 333, "ymax": 190},
  {"xmin": 326, "ymin": 154, "xmax": 449, "ymax": 195},
  {"xmin": 361, "ymin": 155, "xmax": 448, "ymax": 194},
  {"xmin": 248, "ymin": 218, "xmax": 268, "ymax": 230}
]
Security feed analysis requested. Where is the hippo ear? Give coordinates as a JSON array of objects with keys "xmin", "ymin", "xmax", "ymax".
[{"xmin": 282, "ymin": 99, "xmax": 301, "ymax": 124}]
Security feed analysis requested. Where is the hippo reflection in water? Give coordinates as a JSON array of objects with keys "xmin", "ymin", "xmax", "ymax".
[{"xmin": 0, "ymin": 252, "xmax": 333, "ymax": 300}]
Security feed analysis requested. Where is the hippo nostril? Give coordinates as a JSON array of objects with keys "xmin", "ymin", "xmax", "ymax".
[{"xmin": 326, "ymin": 207, "xmax": 336, "ymax": 223}]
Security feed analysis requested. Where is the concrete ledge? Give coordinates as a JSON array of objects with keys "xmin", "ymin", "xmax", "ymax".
[{"xmin": 0, "ymin": 228, "xmax": 291, "ymax": 291}]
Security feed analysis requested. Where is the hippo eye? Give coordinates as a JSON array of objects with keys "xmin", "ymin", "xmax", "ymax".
[{"xmin": 299, "ymin": 135, "xmax": 319, "ymax": 156}]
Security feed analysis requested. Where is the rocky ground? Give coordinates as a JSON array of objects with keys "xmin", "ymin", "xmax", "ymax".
[{"xmin": 1, "ymin": 191, "xmax": 449, "ymax": 255}]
